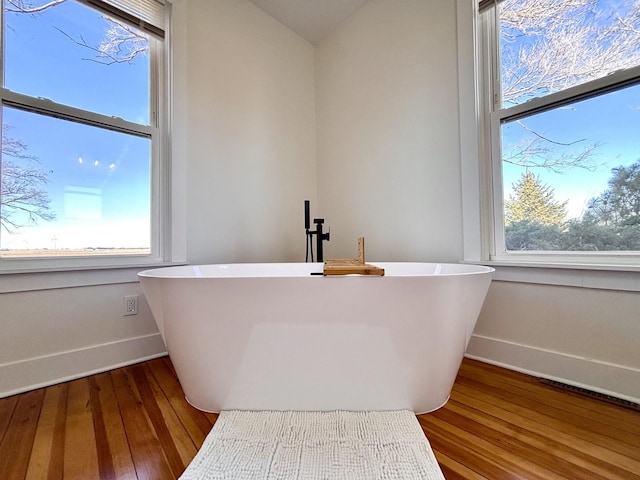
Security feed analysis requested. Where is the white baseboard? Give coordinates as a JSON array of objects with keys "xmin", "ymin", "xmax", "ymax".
[
  {"xmin": 4, "ymin": 332, "xmax": 637, "ymax": 406},
  {"xmin": 466, "ymin": 334, "xmax": 640, "ymax": 404},
  {"xmin": 0, "ymin": 333, "xmax": 167, "ymax": 398}
]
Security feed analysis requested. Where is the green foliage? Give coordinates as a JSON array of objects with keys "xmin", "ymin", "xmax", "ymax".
[
  {"xmin": 588, "ymin": 162, "xmax": 640, "ymax": 227},
  {"xmin": 505, "ymin": 221, "xmax": 563, "ymax": 250},
  {"xmin": 505, "ymin": 161, "xmax": 640, "ymax": 251},
  {"xmin": 560, "ymin": 219, "xmax": 640, "ymax": 251},
  {"xmin": 505, "ymin": 171, "xmax": 568, "ymax": 225}
]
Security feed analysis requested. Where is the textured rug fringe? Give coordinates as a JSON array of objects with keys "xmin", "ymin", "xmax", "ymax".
[{"xmin": 180, "ymin": 410, "xmax": 445, "ymax": 479}]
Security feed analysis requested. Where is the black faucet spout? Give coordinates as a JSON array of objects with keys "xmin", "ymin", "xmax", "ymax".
[
  {"xmin": 304, "ymin": 200, "xmax": 330, "ymax": 263},
  {"xmin": 313, "ymin": 218, "xmax": 330, "ymax": 262}
]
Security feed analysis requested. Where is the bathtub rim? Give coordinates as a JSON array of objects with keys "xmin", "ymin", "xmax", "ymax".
[{"xmin": 137, "ymin": 262, "xmax": 495, "ymax": 279}]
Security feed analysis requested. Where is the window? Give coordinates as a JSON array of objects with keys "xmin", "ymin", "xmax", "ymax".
[
  {"xmin": 478, "ymin": 0, "xmax": 640, "ymax": 266},
  {"xmin": 0, "ymin": 0, "xmax": 167, "ymax": 270}
]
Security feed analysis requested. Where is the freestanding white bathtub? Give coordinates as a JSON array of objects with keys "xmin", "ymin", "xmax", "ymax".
[{"xmin": 138, "ymin": 262, "xmax": 493, "ymax": 414}]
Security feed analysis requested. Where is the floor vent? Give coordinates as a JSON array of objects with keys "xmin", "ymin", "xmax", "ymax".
[{"xmin": 540, "ymin": 379, "xmax": 640, "ymax": 412}]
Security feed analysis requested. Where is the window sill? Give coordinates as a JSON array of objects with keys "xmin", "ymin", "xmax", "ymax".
[
  {"xmin": 0, "ymin": 261, "xmax": 186, "ymax": 294},
  {"xmin": 464, "ymin": 260, "xmax": 640, "ymax": 292}
]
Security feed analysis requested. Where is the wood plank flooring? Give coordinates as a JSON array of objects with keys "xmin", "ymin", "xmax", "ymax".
[{"xmin": 0, "ymin": 356, "xmax": 638, "ymax": 479}]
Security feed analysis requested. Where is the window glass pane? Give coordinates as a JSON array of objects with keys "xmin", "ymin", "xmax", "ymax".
[
  {"xmin": 499, "ymin": 0, "xmax": 640, "ymax": 107},
  {"xmin": 501, "ymin": 83, "xmax": 640, "ymax": 252},
  {"xmin": 3, "ymin": 0, "xmax": 150, "ymax": 124},
  {"xmin": 1, "ymin": 106, "xmax": 151, "ymax": 256}
]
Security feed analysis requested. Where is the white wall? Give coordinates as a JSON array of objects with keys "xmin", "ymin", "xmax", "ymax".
[
  {"xmin": 315, "ymin": 0, "xmax": 463, "ymax": 261},
  {"xmin": 0, "ymin": 278, "xmax": 164, "ymax": 397},
  {"xmin": 468, "ymin": 281, "xmax": 640, "ymax": 402},
  {"xmin": 176, "ymin": 0, "xmax": 317, "ymax": 264}
]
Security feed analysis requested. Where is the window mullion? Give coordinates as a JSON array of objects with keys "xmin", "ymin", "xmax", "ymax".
[
  {"xmin": 148, "ymin": 35, "xmax": 163, "ymax": 261},
  {"xmin": 150, "ymin": 36, "xmax": 160, "ymax": 129},
  {"xmin": 488, "ymin": 3, "xmax": 501, "ymax": 112},
  {"xmin": 498, "ymin": 64, "xmax": 640, "ymax": 125},
  {"xmin": 490, "ymin": 110, "xmax": 505, "ymax": 259},
  {"xmin": 479, "ymin": 5, "xmax": 501, "ymax": 260},
  {"xmin": 0, "ymin": 3, "xmax": 4, "ymax": 90},
  {"xmin": 1, "ymin": 88, "xmax": 154, "ymax": 138}
]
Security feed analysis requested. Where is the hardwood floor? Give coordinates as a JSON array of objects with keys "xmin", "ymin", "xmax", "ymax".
[{"xmin": 0, "ymin": 357, "xmax": 638, "ymax": 479}]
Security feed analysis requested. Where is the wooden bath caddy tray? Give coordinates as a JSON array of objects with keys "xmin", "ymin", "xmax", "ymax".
[{"xmin": 323, "ymin": 237, "xmax": 385, "ymax": 276}]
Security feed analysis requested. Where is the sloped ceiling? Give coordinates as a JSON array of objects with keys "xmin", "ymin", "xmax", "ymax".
[{"xmin": 247, "ymin": 0, "xmax": 370, "ymax": 45}]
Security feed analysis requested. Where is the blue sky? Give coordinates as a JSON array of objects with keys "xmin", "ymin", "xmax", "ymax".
[
  {"xmin": 4, "ymin": 0, "xmax": 149, "ymax": 123},
  {"xmin": 2, "ymin": 0, "xmax": 151, "ymax": 250}
]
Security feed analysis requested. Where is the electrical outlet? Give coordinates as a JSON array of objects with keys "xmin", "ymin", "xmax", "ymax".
[{"xmin": 124, "ymin": 295, "xmax": 138, "ymax": 316}]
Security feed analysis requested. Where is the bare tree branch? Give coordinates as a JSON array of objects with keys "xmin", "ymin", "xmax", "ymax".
[
  {"xmin": 1, "ymin": 159, "xmax": 56, "ymax": 233},
  {"xmin": 502, "ymin": 134, "xmax": 602, "ymax": 174},
  {"xmin": 2, "ymin": 126, "xmax": 55, "ymax": 232},
  {"xmin": 514, "ymin": 120, "xmax": 588, "ymax": 147},
  {"xmin": 6, "ymin": 0, "xmax": 66, "ymax": 14},
  {"xmin": 54, "ymin": 23, "xmax": 147, "ymax": 65},
  {"xmin": 498, "ymin": 0, "xmax": 640, "ymax": 173},
  {"xmin": 99, "ymin": 18, "xmax": 149, "ymax": 62},
  {"xmin": 2, "ymin": 125, "xmax": 37, "ymax": 161},
  {"xmin": 500, "ymin": 0, "xmax": 640, "ymax": 106},
  {"xmin": 7, "ymin": 0, "xmax": 149, "ymax": 64}
]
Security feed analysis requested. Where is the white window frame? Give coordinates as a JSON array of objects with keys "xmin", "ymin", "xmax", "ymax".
[
  {"xmin": 473, "ymin": 0, "xmax": 640, "ymax": 272},
  {"xmin": 0, "ymin": 0, "xmax": 175, "ymax": 275}
]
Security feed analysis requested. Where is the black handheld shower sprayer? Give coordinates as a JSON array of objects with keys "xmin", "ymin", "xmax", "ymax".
[{"xmin": 304, "ymin": 200, "xmax": 330, "ymax": 262}]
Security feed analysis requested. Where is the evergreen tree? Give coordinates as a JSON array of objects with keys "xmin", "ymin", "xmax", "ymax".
[
  {"xmin": 505, "ymin": 220, "xmax": 563, "ymax": 251},
  {"xmin": 588, "ymin": 161, "xmax": 640, "ymax": 227},
  {"xmin": 505, "ymin": 171, "xmax": 568, "ymax": 225}
]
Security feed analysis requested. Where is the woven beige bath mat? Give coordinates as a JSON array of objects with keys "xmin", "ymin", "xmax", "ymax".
[{"xmin": 180, "ymin": 409, "xmax": 445, "ymax": 479}]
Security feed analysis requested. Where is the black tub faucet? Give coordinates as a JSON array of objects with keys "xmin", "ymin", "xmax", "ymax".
[{"xmin": 304, "ymin": 200, "xmax": 330, "ymax": 262}]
